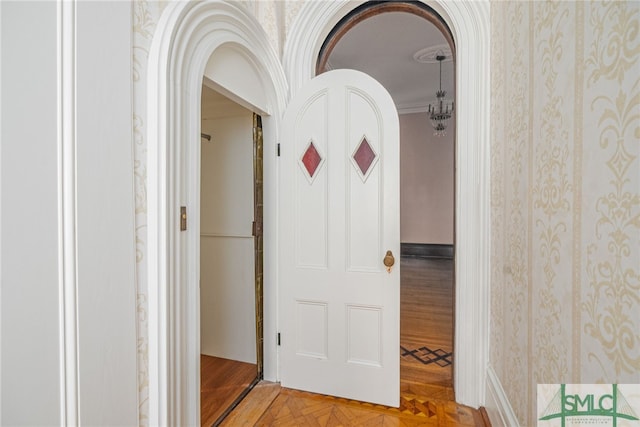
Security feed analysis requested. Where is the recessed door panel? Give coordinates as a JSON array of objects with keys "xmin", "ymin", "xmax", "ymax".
[
  {"xmin": 347, "ymin": 304, "xmax": 382, "ymax": 366},
  {"xmin": 295, "ymin": 93, "xmax": 329, "ymax": 269}
]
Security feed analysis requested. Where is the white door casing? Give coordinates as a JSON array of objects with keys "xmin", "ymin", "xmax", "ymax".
[
  {"xmin": 283, "ymin": 0, "xmax": 491, "ymax": 408},
  {"xmin": 279, "ymin": 69, "xmax": 400, "ymax": 407},
  {"xmin": 146, "ymin": 2, "xmax": 287, "ymax": 425}
]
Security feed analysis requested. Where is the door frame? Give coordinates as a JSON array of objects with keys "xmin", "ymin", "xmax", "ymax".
[
  {"xmin": 283, "ymin": 0, "xmax": 491, "ymax": 408},
  {"xmin": 146, "ymin": 2, "xmax": 287, "ymax": 425},
  {"xmin": 147, "ymin": 0, "xmax": 490, "ymax": 424}
]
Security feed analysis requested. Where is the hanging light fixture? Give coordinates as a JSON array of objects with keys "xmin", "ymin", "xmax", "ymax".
[{"xmin": 428, "ymin": 53, "xmax": 454, "ymax": 137}]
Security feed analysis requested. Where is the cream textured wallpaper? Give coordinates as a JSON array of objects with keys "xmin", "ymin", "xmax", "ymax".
[
  {"xmin": 131, "ymin": 1, "xmax": 639, "ymax": 425},
  {"xmin": 132, "ymin": 3, "xmax": 164, "ymax": 425},
  {"xmin": 490, "ymin": 1, "xmax": 640, "ymax": 425}
]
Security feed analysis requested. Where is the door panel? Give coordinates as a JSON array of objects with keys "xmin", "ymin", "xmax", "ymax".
[{"xmin": 279, "ymin": 69, "xmax": 399, "ymax": 407}]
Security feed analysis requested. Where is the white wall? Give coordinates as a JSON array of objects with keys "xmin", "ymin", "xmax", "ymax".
[
  {"xmin": 1, "ymin": 2, "xmax": 137, "ymax": 425},
  {"xmin": 1, "ymin": 3, "xmax": 62, "ymax": 424},
  {"xmin": 200, "ymin": 112, "xmax": 257, "ymax": 364},
  {"xmin": 74, "ymin": 2, "xmax": 137, "ymax": 424},
  {"xmin": 399, "ymin": 112, "xmax": 454, "ymax": 244}
]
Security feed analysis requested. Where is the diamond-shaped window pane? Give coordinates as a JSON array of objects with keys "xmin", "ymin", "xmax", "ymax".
[
  {"xmin": 301, "ymin": 141, "xmax": 322, "ymax": 178},
  {"xmin": 353, "ymin": 137, "xmax": 376, "ymax": 176}
]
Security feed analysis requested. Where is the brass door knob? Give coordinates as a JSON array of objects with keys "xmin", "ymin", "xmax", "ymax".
[{"xmin": 383, "ymin": 250, "xmax": 395, "ymax": 272}]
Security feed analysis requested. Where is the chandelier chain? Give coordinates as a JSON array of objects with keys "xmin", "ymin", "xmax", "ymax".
[{"xmin": 428, "ymin": 52, "xmax": 454, "ymax": 137}]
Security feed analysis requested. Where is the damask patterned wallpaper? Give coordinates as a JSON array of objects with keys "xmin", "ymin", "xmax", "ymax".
[
  {"xmin": 132, "ymin": 3, "xmax": 164, "ymax": 424},
  {"xmin": 490, "ymin": 1, "xmax": 639, "ymax": 425},
  {"xmin": 131, "ymin": 1, "xmax": 638, "ymax": 425}
]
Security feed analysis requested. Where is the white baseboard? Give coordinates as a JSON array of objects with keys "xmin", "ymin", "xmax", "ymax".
[{"xmin": 485, "ymin": 366, "xmax": 520, "ymax": 427}]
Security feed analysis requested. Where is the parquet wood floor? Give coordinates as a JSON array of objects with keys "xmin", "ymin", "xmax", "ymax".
[
  {"xmin": 201, "ymin": 355, "xmax": 258, "ymax": 426},
  {"xmin": 219, "ymin": 257, "xmax": 482, "ymax": 426},
  {"xmin": 222, "ymin": 382, "xmax": 485, "ymax": 426}
]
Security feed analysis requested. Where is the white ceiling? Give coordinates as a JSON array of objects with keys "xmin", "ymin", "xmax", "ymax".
[
  {"xmin": 202, "ymin": 10, "xmax": 453, "ymax": 118},
  {"xmin": 326, "ymin": 11, "xmax": 453, "ymax": 113}
]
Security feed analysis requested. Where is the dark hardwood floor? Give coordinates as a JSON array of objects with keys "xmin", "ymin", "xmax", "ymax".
[{"xmin": 200, "ymin": 355, "xmax": 257, "ymax": 426}]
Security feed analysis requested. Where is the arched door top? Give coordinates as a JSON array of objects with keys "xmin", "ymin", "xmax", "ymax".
[
  {"xmin": 316, "ymin": 1, "xmax": 455, "ymax": 75},
  {"xmin": 283, "ymin": 0, "xmax": 491, "ymax": 409}
]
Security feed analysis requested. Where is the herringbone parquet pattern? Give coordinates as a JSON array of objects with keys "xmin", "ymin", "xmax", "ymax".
[
  {"xmin": 218, "ymin": 258, "xmax": 484, "ymax": 426},
  {"xmin": 243, "ymin": 385, "xmax": 485, "ymax": 426}
]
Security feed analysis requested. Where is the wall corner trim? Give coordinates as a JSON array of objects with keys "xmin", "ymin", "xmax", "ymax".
[
  {"xmin": 485, "ymin": 366, "xmax": 520, "ymax": 427},
  {"xmin": 58, "ymin": 1, "xmax": 80, "ymax": 424}
]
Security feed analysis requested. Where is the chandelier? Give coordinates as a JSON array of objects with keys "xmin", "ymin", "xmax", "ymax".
[{"xmin": 428, "ymin": 53, "xmax": 454, "ymax": 137}]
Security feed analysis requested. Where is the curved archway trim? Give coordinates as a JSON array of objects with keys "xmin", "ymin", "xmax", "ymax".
[
  {"xmin": 283, "ymin": 0, "xmax": 491, "ymax": 408},
  {"xmin": 146, "ymin": 2, "xmax": 288, "ymax": 425},
  {"xmin": 316, "ymin": 1, "xmax": 455, "ymax": 75}
]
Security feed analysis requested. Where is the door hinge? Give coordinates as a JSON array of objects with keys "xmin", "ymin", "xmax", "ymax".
[
  {"xmin": 277, "ymin": 143, "xmax": 281, "ymax": 157},
  {"xmin": 277, "ymin": 332, "xmax": 281, "ymax": 346},
  {"xmin": 180, "ymin": 206, "xmax": 187, "ymax": 231},
  {"xmin": 252, "ymin": 220, "xmax": 263, "ymax": 237}
]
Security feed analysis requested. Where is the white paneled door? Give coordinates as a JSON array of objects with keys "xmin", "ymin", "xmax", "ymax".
[{"xmin": 279, "ymin": 69, "xmax": 400, "ymax": 407}]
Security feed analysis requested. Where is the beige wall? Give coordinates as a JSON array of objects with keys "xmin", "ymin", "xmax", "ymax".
[
  {"xmin": 490, "ymin": 1, "xmax": 640, "ymax": 424},
  {"xmin": 400, "ymin": 113, "xmax": 454, "ymax": 244}
]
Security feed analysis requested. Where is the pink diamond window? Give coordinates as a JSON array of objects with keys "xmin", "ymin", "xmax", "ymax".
[
  {"xmin": 301, "ymin": 141, "xmax": 322, "ymax": 178},
  {"xmin": 353, "ymin": 137, "xmax": 376, "ymax": 176}
]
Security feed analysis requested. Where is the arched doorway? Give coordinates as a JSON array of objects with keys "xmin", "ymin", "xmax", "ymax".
[
  {"xmin": 283, "ymin": 0, "xmax": 491, "ymax": 408},
  {"xmin": 146, "ymin": 2, "xmax": 287, "ymax": 424},
  {"xmin": 315, "ymin": 0, "xmax": 457, "ymax": 401}
]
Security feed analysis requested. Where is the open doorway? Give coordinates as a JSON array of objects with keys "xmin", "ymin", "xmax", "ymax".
[
  {"xmin": 147, "ymin": 1, "xmax": 489, "ymax": 422},
  {"xmin": 317, "ymin": 2, "xmax": 456, "ymax": 401},
  {"xmin": 199, "ymin": 83, "xmax": 263, "ymax": 425}
]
